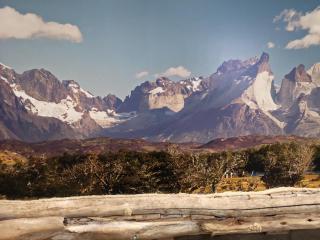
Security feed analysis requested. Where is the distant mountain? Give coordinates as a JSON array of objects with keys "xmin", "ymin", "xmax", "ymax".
[
  {"xmin": 142, "ymin": 52, "xmax": 284, "ymax": 142},
  {"xmin": 0, "ymin": 63, "xmax": 125, "ymax": 141},
  {"xmin": 1, "ymin": 52, "xmax": 320, "ymax": 143},
  {"xmin": 199, "ymin": 135, "xmax": 316, "ymax": 152},
  {"xmin": 0, "ymin": 136, "xmax": 316, "ymax": 161}
]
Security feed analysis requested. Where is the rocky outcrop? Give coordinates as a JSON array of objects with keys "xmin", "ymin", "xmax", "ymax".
[
  {"xmin": 119, "ymin": 77, "xmax": 207, "ymax": 113},
  {"xmin": 284, "ymin": 93, "xmax": 320, "ymax": 138},
  {"xmin": 308, "ymin": 63, "xmax": 320, "ymax": 84},
  {"xmin": 277, "ymin": 64, "xmax": 314, "ymax": 108},
  {"xmin": 16, "ymin": 69, "xmax": 69, "ymax": 103}
]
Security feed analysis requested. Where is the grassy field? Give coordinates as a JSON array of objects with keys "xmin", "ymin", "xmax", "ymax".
[{"xmin": 216, "ymin": 174, "xmax": 320, "ymax": 192}]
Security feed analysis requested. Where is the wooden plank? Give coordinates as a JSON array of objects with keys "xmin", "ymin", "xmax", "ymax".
[
  {"xmin": 1, "ymin": 188, "xmax": 320, "ymax": 240},
  {"xmin": 1, "ymin": 188, "xmax": 320, "ymax": 220},
  {"xmin": 202, "ymin": 213, "xmax": 320, "ymax": 235},
  {"xmin": 0, "ymin": 217, "xmax": 64, "ymax": 240},
  {"xmin": 2, "ymin": 214, "xmax": 320, "ymax": 240}
]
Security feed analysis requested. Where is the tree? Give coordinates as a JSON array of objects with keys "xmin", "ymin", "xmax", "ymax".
[
  {"xmin": 179, "ymin": 151, "xmax": 247, "ymax": 193},
  {"xmin": 262, "ymin": 142, "xmax": 313, "ymax": 188}
]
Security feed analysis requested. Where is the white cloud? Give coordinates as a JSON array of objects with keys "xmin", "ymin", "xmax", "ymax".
[
  {"xmin": 267, "ymin": 41, "xmax": 275, "ymax": 49},
  {"xmin": 273, "ymin": 9, "xmax": 301, "ymax": 31},
  {"xmin": 135, "ymin": 71, "xmax": 149, "ymax": 79},
  {"xmin": 274, "ymin": 6, "xmax": 320, "ymax": 49},
  {"xmin": 0, "ymin": 6, "xmax": 83, "ymax": 42},
  {"xmin": 155, "ymin": 66, "xmax": 191, "ymax": 79}
]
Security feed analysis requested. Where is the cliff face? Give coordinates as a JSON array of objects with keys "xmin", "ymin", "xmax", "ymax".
[{"xmin": 277, "ymin": 64, "xmax": 314, "ymax": 109}]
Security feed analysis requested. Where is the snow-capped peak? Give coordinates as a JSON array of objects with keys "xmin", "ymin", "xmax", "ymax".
[
  {"xmin": 149, "ymin": 86, "xmax": 165, "ymax": 95},
  {"xmin": 0, "ymin": 62, "xmax": 12, "ymax": 70},
  {"xmin": 10, "ymin": 83, "xmax": 83, "ymax": 124},
  {"xmin": 189, "ymin": 77, "xmax": 202, "ymax": 91},
  {"xmin": 179, "ymin": 77, "xmax": 203, "ymax": 92}
]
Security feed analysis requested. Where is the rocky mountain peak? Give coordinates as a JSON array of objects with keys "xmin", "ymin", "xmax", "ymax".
[
  {"xmin": 23, "ymin": 68, "xmax": 57, "ymax": 82},
  {"xmin": 258, "ymin": 52, "xmax": 269, "ymax": 64},
  {"xmin": 217, "ymin": 59, "xmax": 245, "ymax": 74},
  {"xmin": 63, "ymin": 80, "xmax": 80, "ymax": 88},
  {"xmin": 62, "ymin": 79, "xmax": 95, "ymax": 99},
  {"xmin": 255, "ymin": 52, "xmax": 272, "ymax": 74},
  {"xmin": 103, "ymin": 94, "xmax": 122, "ymax": 111},
  {"xmin": 16, "ymin": 68, "xmax": 69, "ymax": 103},
  {"xmin": 277, "ymin": 64, "xmax": 314, "ymax": 109},
  {"xmin": 155, "ymin": 77, "xmax": 171, "ymax": 85},
  {"xmin": 285, "ymin": 64, "xmax": 312, "ymax": 83},
  {"xmin": 3, "ymin": 54, "xmax": 320, "ymax": 143}
]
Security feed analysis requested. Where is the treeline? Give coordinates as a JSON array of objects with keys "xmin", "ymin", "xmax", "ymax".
[{"xmin": 0, "ymin": 142, "xmax": 319, "ymax": 199}]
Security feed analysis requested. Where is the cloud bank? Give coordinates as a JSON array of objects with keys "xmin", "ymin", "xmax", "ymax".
[
  {"xmin": 0, "ymin": 6, "xmax": 83, "ymax": 42},
  {"xmin": 274, "ymin": 6, "xmax": 320, "ymax": 49},
  {"xmin": 135, "ymin": 71, "xmax": 149, "ymax": 79},
  {"xmin": 156, "ymin": 66, "xmax": 191, "ymax": 79}
]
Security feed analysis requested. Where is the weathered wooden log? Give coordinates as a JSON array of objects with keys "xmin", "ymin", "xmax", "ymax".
[
  {"xmin": 1, "ymin": 217, "xmax": 64, "ymax": 240},
  {"xmin": 1, "ymin": 188, "xmax": 320, "ymax": 240}
]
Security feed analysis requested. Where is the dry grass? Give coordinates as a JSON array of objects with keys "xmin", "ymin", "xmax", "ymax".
[
  {"xmin": 0, "ymin": 151, "xmax": 27, "ymax": 166},
  {"xmin": 216, "ymin": 174, "xmax": 320, "ymax": 192}
]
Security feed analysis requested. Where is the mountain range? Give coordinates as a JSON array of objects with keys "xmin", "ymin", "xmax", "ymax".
[{"xmin": 1, "ymin": 52, "xmax": 320, "ymax": 143}]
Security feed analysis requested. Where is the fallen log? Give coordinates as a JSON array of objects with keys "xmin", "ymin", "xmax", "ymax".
[{"xmin": 1, "ymin": 188, "xmax": 320, "ymax": 240}]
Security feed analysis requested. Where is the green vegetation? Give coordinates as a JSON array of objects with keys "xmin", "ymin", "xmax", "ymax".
[{"xmin": 0, "ymin": 142, "xmax": 319, "ymax": 199}]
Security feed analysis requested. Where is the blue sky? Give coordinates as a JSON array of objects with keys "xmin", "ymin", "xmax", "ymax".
[{"xmin": 0, "ymin": 0, "xmax": 320, "ymax": 99}]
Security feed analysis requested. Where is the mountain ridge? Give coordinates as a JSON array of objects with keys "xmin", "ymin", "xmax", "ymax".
[{"xmin": 1, "ymin": 52, "xmax": 320, "ymax": 143}]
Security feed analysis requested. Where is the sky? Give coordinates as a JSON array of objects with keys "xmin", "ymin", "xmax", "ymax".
[{"xmin": 0, "ymin": 0, "xmax": 320, "ymax": 99}]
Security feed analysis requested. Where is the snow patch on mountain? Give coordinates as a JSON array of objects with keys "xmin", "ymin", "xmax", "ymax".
[
  {"xmin": 0, "ymin": 76, "xmax": 8, "ymax": 83},
  {"xmin": 80, "ymin": 88, "xmax": 94, "ymax": 98},
  {"xmin": 241, "ymin": 72, "xmax": 278, "ymax": 111},
  {"xmin": 89, "ymin": 108, "xmax": 136, "ymax": 128},
  {"xmin": 190, "ymin": 78, "xmax": 202, "ymax": 91},
  {"xmin": 241, "ymin": 71, "xmax": 284, "ymax": 128},
  {"xmin": 180, "ymin": 78, "xmax": 203, "ymax": 91},
  {"xmin": 11, "ymin": 84, "xmax": 83, "ymax": 124},
  {"xmin": 149, "ymin": 87, "xmax": 165, "ymax": 95},
  {"xmin": 66, "ymin": 82, "xmax": 94, "ymax": 98},
  {"xmin": 253, "ymin": 72, "xmax": 278, "ymax": 111}
]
